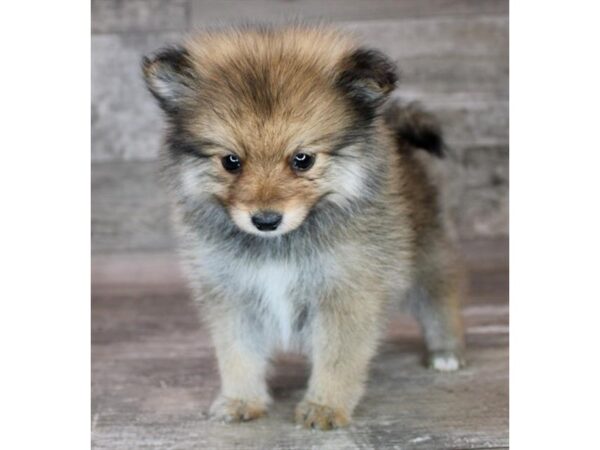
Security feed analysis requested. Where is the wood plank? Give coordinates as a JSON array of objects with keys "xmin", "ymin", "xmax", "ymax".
[
  {"xmin": 91, "ymin": 161, "xmax": 175, "ymax": 254},
  {"xmin": 461, "ymin": 237, "xmax": 509, "ymax": 269},
  {"xmin": 189, "ymin": 0, "xmax": 509, "ymax": 26},
  {"xmin": 346, "ymin": 17, "xmax": 508, "ymax": 58},
  {"xmin": 92, "ymin": 32, "xmax": 180, "ymax": 163},
  {"xmin": 92, "ymin": 264, "xmax": 508, "ymax": 449},
  {"xmin": 92, "ymin": 0, "xmax": 190, "ymax": 34}
]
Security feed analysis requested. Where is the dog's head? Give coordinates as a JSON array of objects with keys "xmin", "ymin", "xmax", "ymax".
[{"xmin": 143, "ymin": 26, "xmax": 397, "ymax": 237}]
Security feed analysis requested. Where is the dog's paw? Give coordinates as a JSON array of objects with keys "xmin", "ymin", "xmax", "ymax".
[
  {"xmin": 428, "ymin": 350, "xmax": 465, "ymax": 372},
  {"xmin": 209, "ymin": 396, "xmax": 268, "ymax": 423},
  {"xmin": 295, "ymin": 400, "xmax": 350, "ymax": 430}
]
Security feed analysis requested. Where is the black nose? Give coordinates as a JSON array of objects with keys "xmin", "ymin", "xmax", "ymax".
[{"xmin": 251, "ymin": 211, "xmax": 282, "ymax": 231}]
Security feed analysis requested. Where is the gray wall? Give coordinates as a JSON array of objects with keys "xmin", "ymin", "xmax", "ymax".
[{"xmin": 91, "ymin": 0, "xmax": 508, "ymax": 254}]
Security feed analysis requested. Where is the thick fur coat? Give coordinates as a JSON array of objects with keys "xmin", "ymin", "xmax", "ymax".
[{"xmin": 143, "ymin": 25, "xmax": 465, "ymax": 430}]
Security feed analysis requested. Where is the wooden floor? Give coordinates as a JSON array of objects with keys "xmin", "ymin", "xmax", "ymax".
[{"xmin": 91, "ymin": 239, "xmax": 508, "ymax": 449}]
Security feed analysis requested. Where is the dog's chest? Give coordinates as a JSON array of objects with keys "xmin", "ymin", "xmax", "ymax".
[{"xmin": 237, "ymin": 262, "xmax": 300, "ymax": 348}]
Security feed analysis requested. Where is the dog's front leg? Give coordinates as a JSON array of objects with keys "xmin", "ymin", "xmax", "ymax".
[
  {"xmin": 207, "ymin": 306, "xmax": 271, "ymax": 423},
  {"xmin": 296, "ymin": 288, "xmax": 385, "ymax": 430}
]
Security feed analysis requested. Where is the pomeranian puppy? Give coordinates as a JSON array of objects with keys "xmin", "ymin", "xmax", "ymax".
[{"xmin": 142, "ymin": 24, "xmax": 465, "ymax": 430}]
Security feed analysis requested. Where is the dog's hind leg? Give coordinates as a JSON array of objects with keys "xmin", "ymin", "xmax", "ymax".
[{"xmin": 408, "ymin": 240, "xmax": 466, "ymax": 371}]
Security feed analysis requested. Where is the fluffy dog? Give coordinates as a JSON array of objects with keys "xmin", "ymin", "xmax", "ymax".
[{"xmin": 142, "ymin": 24, "xmax": 465, "ymax": 430}]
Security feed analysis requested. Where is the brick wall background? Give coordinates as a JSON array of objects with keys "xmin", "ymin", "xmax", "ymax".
[{"xmin": 91, "ymin": 0, "xmax": 508, "ymax": 255}]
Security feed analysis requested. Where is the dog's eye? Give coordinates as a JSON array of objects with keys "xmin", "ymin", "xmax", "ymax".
[
  {"xmin": 292, "ymin": 153, "xmax": 315, "ymax": 171},
  {"xmin": 222, "ymin": 154, "xmax": 241, "ymax": 173}
]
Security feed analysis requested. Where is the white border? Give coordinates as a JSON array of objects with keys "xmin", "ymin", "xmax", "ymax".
[
  {"xmin": 512, "ymin": 1, "xmax": 600, "ymax": 449},
  {"xmin": 3, "ymin": 1, "xmax": 600, "ymax": 448},
  {"xmin": 0, "ymin": 1, "xmax": 90, "ymax": 449}
]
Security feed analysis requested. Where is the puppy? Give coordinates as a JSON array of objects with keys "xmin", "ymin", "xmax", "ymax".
[{"xmin": 142, "ymin": 25, "xmax": 465, "ymax": 430}]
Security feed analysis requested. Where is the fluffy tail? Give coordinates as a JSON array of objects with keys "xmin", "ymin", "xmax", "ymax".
[{"xmin": 383, "ymin": 100, "xmax": 445, "ymax": 158}]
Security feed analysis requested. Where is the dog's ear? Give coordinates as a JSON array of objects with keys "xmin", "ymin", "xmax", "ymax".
[
  {"xmin": 142, "ymin": 46, "xmax": 197, "ymax": 116},
  {"xmin": 336, "ymin": 48, "xmax": 398, "ymax": 114}
]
